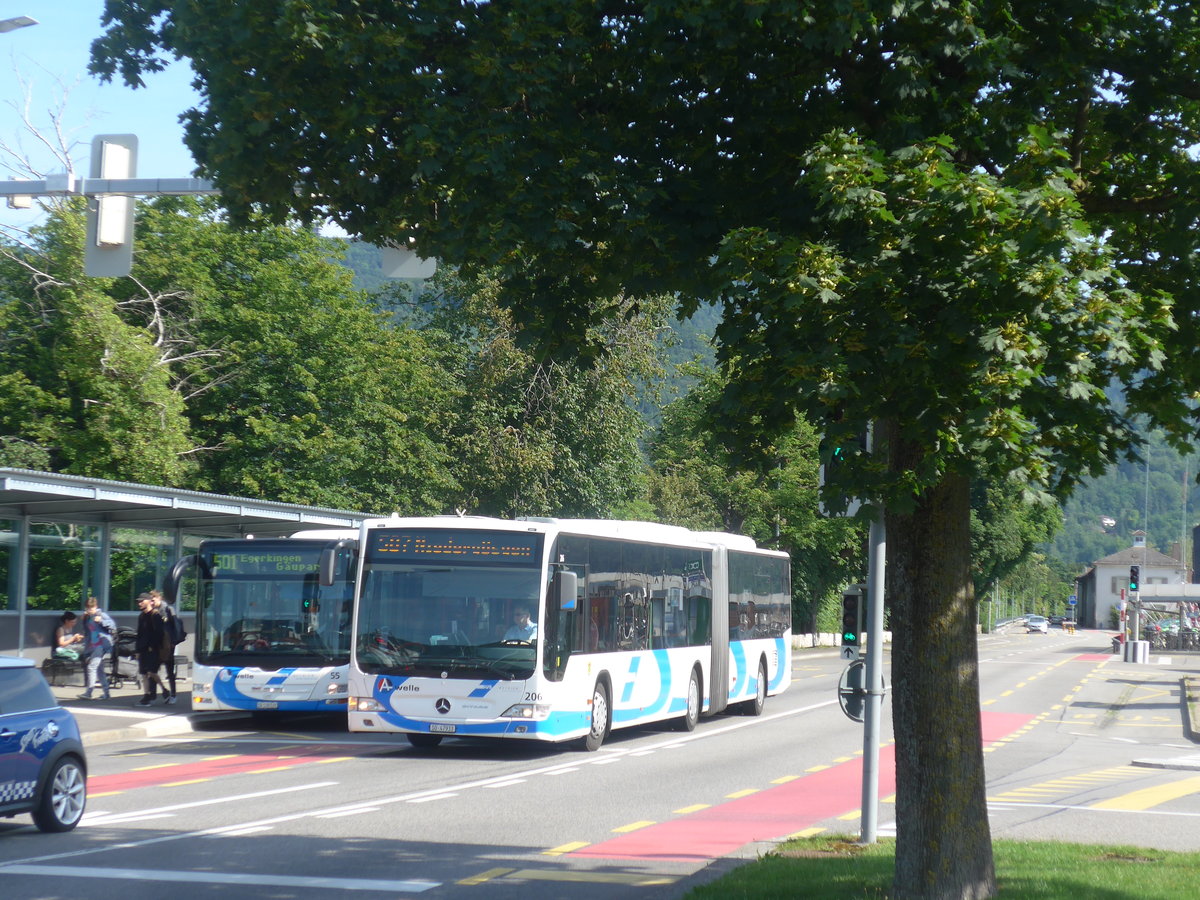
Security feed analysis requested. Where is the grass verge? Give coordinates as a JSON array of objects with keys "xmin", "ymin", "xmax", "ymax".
[{"xmin": 683, "ymin": 836, "xmax": 1200, "ymax": 899}]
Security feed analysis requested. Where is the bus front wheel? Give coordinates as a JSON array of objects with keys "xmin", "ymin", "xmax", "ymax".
[
  {"xmin": 583, "ymin": 681, "xmax": 611, "ymax": 751},
  {"xmin": 406, "ymin": 732, "xmax": 444, "ymax": 749}
]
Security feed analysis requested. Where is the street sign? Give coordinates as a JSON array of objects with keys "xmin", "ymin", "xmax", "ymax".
[
  {"xmin": 838, "ymin": 660, "xmax": 867, "ymax": 723},
  {"xmin": 841, "ymin": 645, "xmax": 859, "ymax": 661},
  {"xmin": 1068, "ymin": 598, "xmax": 1077, "ymax": 605}
]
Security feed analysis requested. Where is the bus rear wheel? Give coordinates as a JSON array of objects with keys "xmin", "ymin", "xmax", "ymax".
[
  {"xmin": 583, "ymin": 681, "xmax": 610, "ymax": 751},
  {"xmin": 740, "ymin": 659, "xmax": 767, "ymax": 716}
]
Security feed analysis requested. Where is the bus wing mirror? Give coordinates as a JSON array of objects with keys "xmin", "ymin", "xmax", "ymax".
[
  {"xmin": 165, "ymin": 554, "xmax": 203, "ymax": 607},
  {"xmin": 558, "ymin": 571, "xmax": 578, "ymax": 610},
  {"xmin": 319, "ymin": 540, "xmax": 356, "ymax": 587}
]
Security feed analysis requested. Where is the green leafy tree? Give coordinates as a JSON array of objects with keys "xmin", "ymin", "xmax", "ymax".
[
  {"xmin": 414, "ymin": 266, "xmax": 662, "ymax": 518},
  {"xmin": 129, "ymin": 197, "xmax": 458, "ymax": 512},
  {"xmin": 93, "ymin": 7, "xmax": 1200, "ymax": 897},
  {"xmin": 648, "ymin": 366, "xmax": 865, "ymax": 631},
  {"xmin": 0, "ymin": 202, "xmax": 193, "ymax": 483},
  {"xmin": 971, "ymin": 480, "xmax": 1063, "ymax": 608}
]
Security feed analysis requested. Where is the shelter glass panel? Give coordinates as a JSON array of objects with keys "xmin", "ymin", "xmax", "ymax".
[
  {"xmin": 109, "ymin": 527, "xmax": 175, "ymax": 612},
  {"xmin": 0, "ymin": 518, "xmax": 14, "ymax": 610},
  {"xmin": 26, "ymin": 522, "xmax": 102, "ymax": 612}
]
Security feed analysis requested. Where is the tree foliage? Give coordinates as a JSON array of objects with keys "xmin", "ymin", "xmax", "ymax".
[
  {"xmin": 411, "ymin": 266, "xmax": 666, "ymax": 518},
  {"xmin": 91, "ymin": 5, "xmax": 1200, "ymax": 897}
]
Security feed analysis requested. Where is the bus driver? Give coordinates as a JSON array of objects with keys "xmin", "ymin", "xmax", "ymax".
[{"xmin": 503, "ymin": 606, "xmax": 537, "ymax": 642}]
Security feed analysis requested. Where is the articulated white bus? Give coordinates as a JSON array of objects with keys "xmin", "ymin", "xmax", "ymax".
[
  {"xmin": 347, "ymin": 516, "xmax": 791, "ymax": 749},
  {"xmin": 165, "ymin": 530, "xmax": 358, "ymax": 713}
]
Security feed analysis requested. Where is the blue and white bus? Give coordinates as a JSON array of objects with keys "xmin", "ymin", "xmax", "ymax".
[
  {"xmin": 165, "ymin": 530, "xmax": 358, "ymax": 713},
  {"xmin": 348, "ymin": 516, "xmax": 791, "ymax": 749}
]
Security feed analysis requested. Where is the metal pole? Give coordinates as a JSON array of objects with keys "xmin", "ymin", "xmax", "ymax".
[{"xmin": 860, "ymin": 506, "xmax": 886, "ymax": 843}]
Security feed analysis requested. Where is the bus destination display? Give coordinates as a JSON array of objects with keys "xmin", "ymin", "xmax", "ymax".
[
  {"xmin": 207, "ymin": 543, "xmax": 324, "ymax": 576},
  {"xmin": 370, "ymin": 530, "xmax": 542, "ymax": 565}
]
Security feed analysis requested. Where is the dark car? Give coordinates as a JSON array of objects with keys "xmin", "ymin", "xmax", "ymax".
[
  {"xmin": 1049, "ymin": 615, "xmax": 1066, "ymax": 626},
  {"xmin": 0, "ymin": 656, "xmax": 87, "ymax": 831}
]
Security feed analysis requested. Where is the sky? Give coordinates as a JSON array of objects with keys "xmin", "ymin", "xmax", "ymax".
[{"xmin": 1, "ymin": 2, "xmax": 200, "ymax": 230}]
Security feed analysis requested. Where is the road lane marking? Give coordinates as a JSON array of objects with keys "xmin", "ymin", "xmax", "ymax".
[
  {"xmin": 1, "ymin": 864, "xmax": 439, "ymax": 893},
  {"xmin": 612, "ymin": 820, "xmax": 656, "ymax": 833},
  {"xmin": 509, "ymin": 869, "xmax": 676, "ymax": 886},
  {"xmin": 78, "ymin": 782, "xmax": 337, "ymax": 828},
  {"xmin": 543, "ymin": 842, "xmax": 590, "ymax": 856},
  {"xmin": 458, "ymin": 867, "xmax": 515, "ymax": 885},
  {"xmin": 1091, "ymin": 774, "xmax": 1200, "ymax": 811}
]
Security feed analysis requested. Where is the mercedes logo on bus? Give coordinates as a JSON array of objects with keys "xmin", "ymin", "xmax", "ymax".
[{"xmin": 435, "ymin": 698, "xmax": 451, "ymax": 715}]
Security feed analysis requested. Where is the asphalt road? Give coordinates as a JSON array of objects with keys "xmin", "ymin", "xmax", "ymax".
[{"xmin": 2, "ymin": 628, "xmax": 1197, "ymax": 900}]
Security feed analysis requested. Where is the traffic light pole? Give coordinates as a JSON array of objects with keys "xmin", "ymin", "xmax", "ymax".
[{"xmin": 860, "ymin": 505, "xmax": 886, "ymax": 844}]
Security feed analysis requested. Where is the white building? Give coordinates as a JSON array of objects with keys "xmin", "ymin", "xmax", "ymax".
[{"xmin": 1074, "ymin": 531, "xmax": 1186, "ymax": 629}]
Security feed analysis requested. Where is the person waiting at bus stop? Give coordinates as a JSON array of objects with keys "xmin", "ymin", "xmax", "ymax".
[
  {"xmin": 134, "ymin": 592, "xmax": 167, "ymax": 707},
  {"xmin": 78, "ymin": 596, "xmax": 115, "ymax": 700},
  {"xmin": 503, "ymin": 606, "xmax": 538, "ymax": 642}
]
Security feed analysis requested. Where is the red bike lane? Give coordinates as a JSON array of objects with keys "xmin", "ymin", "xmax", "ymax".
[{"xmin": 573, "ymin": 710, "xmax": 1034, "ymax": 861}]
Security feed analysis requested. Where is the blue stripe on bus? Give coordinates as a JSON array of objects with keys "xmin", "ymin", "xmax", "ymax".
[
  {"xmin": 729, "ymin": 642, "xmax": 748, "ymax": 698},
  {"xmin": 768, "ymin": 637, "xmax": 789, "ymax": 690},
  {"xmin": 620, "ymin": 656, "xmax": 641, "ymax": 703},
  {"xmin": 265, "ymin": 668, "xmax": 296, "ymax": 686},
  {"xmin": 210, "ymin": 668, "xmax": 340, "ymax": 711},
  {"xmin": 469, "ymin": 680, "xmax": 500, "ymax": 698}
]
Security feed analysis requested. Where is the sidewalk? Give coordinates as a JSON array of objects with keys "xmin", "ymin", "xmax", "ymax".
[{"xmin": 49, "ymin": 670, "xmax": 217, "ymax": 747}]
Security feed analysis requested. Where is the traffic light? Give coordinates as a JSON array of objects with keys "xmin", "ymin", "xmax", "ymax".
[
  {"xmin": 841, "ymin": 590, "xmax": 862, "ymax": 647},
  {"xmin": 1129, "ymin": 565, "xmax": 1140, "ymax": 592}
]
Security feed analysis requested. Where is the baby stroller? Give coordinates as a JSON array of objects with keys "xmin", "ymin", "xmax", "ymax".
[{"xmin": 109, "ymin": 625, "xmax": 139, "ymax": 689}]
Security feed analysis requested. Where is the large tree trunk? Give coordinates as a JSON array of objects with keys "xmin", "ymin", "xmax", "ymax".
[{"xmin": 887, "ymin": 440, "xmax": 996, "ymax": 898}]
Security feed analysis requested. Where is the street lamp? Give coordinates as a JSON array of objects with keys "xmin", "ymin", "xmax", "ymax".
[{"xmin": 0, "ymin": 15, "xmax": 37, "ymax": 34}]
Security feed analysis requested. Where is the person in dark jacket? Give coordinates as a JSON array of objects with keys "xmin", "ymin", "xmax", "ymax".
[
  {"xmin": 134, "ymin": 592, "xmax": 166, "ymax": 707},
  {"xmin": 151, "ymin": 589, "xmax": 182, "ymax": 705}
]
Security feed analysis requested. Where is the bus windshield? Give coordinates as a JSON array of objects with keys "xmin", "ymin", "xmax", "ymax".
[
  {"xmin": 355, "ymin": 528, "xmax": 545, "ymax": 680},
  {"xmin": 195, "ymin": 538, "xmax": 355, "ymax": 668}
]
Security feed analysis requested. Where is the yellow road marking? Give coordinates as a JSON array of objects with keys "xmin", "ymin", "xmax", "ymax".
[
  {"xmin": 673, "ymin": 804, "xmax": 709, "ymax": 815},
  {"xmin": 543, "ymin": 842, "xmax": 590, "ymax": 856},
  {"xmin": 457, "ymin": 867, "xmax": 514, "ymax": 885},
  {"xmin": 786, "ymin": 826, "xmax": 826, "ymax": 839},
  {"xmin": 1091, "ymin": 775, "xmax": 1200, "ymax": 811},
  {"xmin": 612, "ymin": 820, "xmax": 655, "ymax": 833},
  {"xmin": 511, "ymin": 869, "xmax": 676, "ymax": 885},
  {"xmin": 163, "ymin": 778, "xmax": 211, "ymax": 787},
  {"xmin": 725, "ymin": 789, "xmax": 759, "ymax": 799},
  {"xmin": 771, "ymin": 775, "xmax": 800, "ymax": 784}
]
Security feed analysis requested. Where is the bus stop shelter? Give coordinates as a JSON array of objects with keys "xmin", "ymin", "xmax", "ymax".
[{"xmin": 0, "ymin": 467, "xmax": 376, "ymax": 656}]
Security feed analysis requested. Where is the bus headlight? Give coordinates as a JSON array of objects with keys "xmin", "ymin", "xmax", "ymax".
[
  {"xmin": 193, "ymin": 682, "xmax": 211, "ymax": 694},
  {"xmin": 501, "ymin": 703, "xmax": 551, "ymax": 720},
  {"xmin": 349, "ymin": 697, "xmax": 383, "ymax": 712},
  {"xmin": 326, "ymin": 682, "xmax": 348, "ymax": 694}
]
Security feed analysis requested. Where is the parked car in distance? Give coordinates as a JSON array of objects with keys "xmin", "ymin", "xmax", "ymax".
[
  {"xmin": 0, "ymin": 656, "xmax": 87, "ymax": 832},
  {"xmin": 1048, "ymin": 615, "xmax": 1066, "ymax": 626},
  {"xmin": 1026, "ymin": 615, "xmax": 1049, "ymax": 634}
]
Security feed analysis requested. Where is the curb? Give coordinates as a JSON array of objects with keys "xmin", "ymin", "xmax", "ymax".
[{"xmin": 81, "ymin": 713, "xmax": 204, "ymax": 748}]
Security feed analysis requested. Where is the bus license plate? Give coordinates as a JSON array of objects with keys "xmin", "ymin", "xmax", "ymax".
[
  {"xmin": 429, "ymin": 723, "xmax": 456, "ymax": 734},
  {"xmin": 256, "ymin": 701, "xmax": 279, "ymax": 709}
]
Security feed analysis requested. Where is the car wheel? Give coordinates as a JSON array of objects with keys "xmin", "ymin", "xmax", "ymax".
[
  {"xmin": 583, "ymin": 680, "xmax": 611, "ymax": 751},
  {"xmin": 679, "ymin": 668, "xmax": 701, "ymax": 732},
  {"xmin": 32, "ymin": 755, "xmax": 87, "ymax": 832}
]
